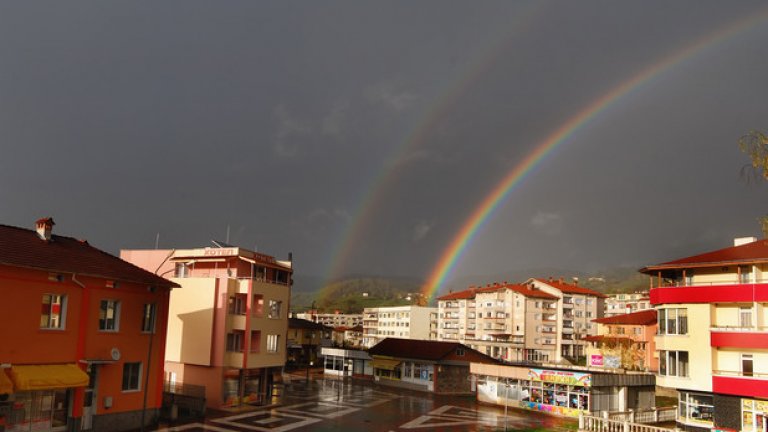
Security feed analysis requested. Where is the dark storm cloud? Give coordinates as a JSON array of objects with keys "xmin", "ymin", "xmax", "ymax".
[{"xmin": 1, "ymin": 1, "xmax": 767, "ymax": 285}]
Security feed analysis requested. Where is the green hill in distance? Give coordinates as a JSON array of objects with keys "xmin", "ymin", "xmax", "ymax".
[{"xmin": 291, "ymin": 267, "xmax": 650, "ymax": 313}]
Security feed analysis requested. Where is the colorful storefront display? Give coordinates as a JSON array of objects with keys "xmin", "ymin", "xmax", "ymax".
[
  {"xmin": 742, "ymin": 398, "xmax": 768, "ymax": 432},
  {"xmin": 472, "ymin": 363, "xmax": 656, "ymax": 418}
]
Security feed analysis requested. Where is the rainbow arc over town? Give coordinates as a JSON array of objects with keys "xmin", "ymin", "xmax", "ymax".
[
  {"xmin": 321, "ymin": 4, "xmax": 545, "ymax": 286},
  {"xmin": 422, "ymin": 9, "xmax": 768, "ymax": 301}
]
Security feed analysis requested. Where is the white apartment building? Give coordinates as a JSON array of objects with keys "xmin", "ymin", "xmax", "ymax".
[
  {"xmin": 437, "ymin": 279, "xmax": 606, "ymax": 364},
  {"xmin": 361, "ymin": 305, "xmax": 437, "ymax": 348},
  {"xmin": 604, "ymin": 292, "xmax": 651, "ymax": 317},
  {"xmin": 295, "ymin": 312, "xmax": 363, "ymax": 328}
]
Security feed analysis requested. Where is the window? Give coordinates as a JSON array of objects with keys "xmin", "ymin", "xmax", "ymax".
[
  {"xmin": 267, "ymin": 334, "xmax": 280, "ymax": 353},
  {"xmin": 174, "ymin": 262, "xmax": 189, "ymax": 278},
  {"xmin": 122, "ymin": 362, "xmax": 141, "ymax": 391},
  {"xmin": 659, "ymin": 350, "xmax": 689, "ymax": 377},
  {"xmin": 679, "ymin": 391, "xmax": 713, "ymax": 426},
  {"xmin": 99, "ymin": 300, "xmax": 120, "ymax": 331},
  {"xmin": 252, "ymin": 294, "xmax": 264, "ymax": 317},
  {"xmin": 40, "ymin": 294, "xmax": 66, "ymax": 329},
  {"xmin": 456, "ymin": 348, "xmax": 465, "ymax": 356},
  {"xmin": 658, "ymin": 308, "xmax": 687, "ymax": 335},
  {"xmin": 740, "ymin": 307, "xmax": 753, "ymax": 328},
  {"xmin": 228, "ymin": 294, "xmax": 247, "ymax": 315},
  {"xmin": 268, "ymin": 300, "xmax": 282, "ymax": 319},
  {"xmin": 141, "ymin": 303, "xmax": 156, "ymax": 333},
  {"xmin": 742, "ymin": 354, "xmax": 753, "ymax": 377},
  {"xmin": 226, "ymin": 331, "xmax": 244, "ymax": 352}
]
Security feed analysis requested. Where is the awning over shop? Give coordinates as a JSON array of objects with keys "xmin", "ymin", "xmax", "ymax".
[
  {"xmin": 372, "ymin": 358, "xmax": 401, "ymax": 371},
  {"xmin": 0, "ymin": 369, "xmax": 13, "ymax": 394},
  {"xmin": 9, "ymin": 364, "xmax": 89, "ymax": 391}
]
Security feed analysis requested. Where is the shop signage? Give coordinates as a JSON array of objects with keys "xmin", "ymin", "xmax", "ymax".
[
  {"xmin": 589, "ymin": 355, "xmax": 603, "ymax": 366},
  {"xmin": 528, "ymin": 368, "xmax": 591, "ymax": 387}
]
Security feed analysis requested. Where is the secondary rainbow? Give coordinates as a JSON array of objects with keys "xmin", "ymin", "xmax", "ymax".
[
  {"xmin": 321, "ymin": 4, "xmax": 545, "ymax": 285},
  {"xmin": 423, "ymin": 9, "xmax": 768, "ymax": 301}
]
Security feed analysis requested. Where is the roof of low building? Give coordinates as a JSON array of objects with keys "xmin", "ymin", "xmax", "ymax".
[
  {"xmin": 437, "ymin": 282, "xmax": 558, "ymax": 301},
  {"xmin": 368, "ymin": 338, "xmax": 496, "ymax": 363},
  {"xmin": 582, "ymin": 335, "xmax": 635, "ymax": 344},
  {"xmin": 288, "ymin": 317, "xmax": 331, "ymax": 330},
  {"xmin": 0, "ymin": 222, "xmax": 178, "ymax": 287},
  {"xmin": 592, "ymin": 309, "xmax": 657, "ymax": 325},
  {"xmin": 640, "ymin": 239, "xmax": 768, "ymax": 272}
]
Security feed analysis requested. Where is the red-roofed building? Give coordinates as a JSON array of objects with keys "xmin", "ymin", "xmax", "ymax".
[
  {"xmin": 367, "ymin": 338, "xmax": 497, "ymax": 394},
  {"xmin": 0, "ymin": 218, "xmax": 178, "ymax": 431},
  {"xmin": 525, "ymin": 278, "xmax": 607, "ymax": 360},
  {"xmin": 641, "ymin": 236, "xmax": 768, "ymax": 432},
  {"xmin": 584, "ymin": 309, "xmax": 657, "ymax": 372}
]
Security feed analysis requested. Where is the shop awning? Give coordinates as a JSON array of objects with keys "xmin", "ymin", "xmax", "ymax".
[
  {"xmin": 372, "ymin": 358, "xmax": 401, "ymax": 371},
  {"xmin": 0, "ymin": 369, "xmax": 13, "ymax": 394},
  {"xmin": 9, "ymin": 364, "xmax": 89, "ymax": 391}
]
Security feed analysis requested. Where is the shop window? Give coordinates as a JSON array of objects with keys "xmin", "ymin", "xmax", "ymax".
[
  {"xmin": 99, "ymin": 300, "xmax": 120, "ymax": 331},
  {"xmin": 141, "ymin": 303, "xmax": 156, "ymax": 333},
  {"xmin": 267, "ymin": 334, "xmax": 280, "ymax": 353},
  {"xmin": 40, "ymin": 294, "xmax": 66, "ymax": 329},
  {"xmin": 679, "ymin": 391, "xmax": 713, "ymax": 426},
  {"xmin": 122, "ymin": 362, "xmax": 142, "ymax": 391}
]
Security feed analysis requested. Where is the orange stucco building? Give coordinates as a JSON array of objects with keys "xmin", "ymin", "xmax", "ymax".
[{"xmin": 0, "ymin": 218, "xmax": 178, "ymax": 432}]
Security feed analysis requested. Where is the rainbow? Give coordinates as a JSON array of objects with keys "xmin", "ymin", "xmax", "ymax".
[
  {"xmin": 321, "ymin": 3, "xmax": 545, "ymax": 286},
  {"xmin": 423, "ymin": 9, "xmax": 768, "ymax": 301}
]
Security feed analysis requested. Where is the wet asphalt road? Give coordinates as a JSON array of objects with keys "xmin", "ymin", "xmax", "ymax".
[{"xmin": 156, "ymin": 376, "xmax": 577, "ymax": 432}]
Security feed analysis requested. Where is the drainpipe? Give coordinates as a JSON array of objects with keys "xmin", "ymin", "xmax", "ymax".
[{"xmin": 72, "ymin": 274, "xmax": 88, "ymax": 429}]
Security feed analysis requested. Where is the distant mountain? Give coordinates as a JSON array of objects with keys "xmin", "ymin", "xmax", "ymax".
[
  {"xmin": 290, "ymin": 276, "xmax": 424, "ymax": 313},
  {"xmin": 290, "ymin": 267, "xmax": 649, "ymax": 313}
]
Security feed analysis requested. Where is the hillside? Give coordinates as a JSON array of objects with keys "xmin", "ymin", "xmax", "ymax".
[
  {"xmin": 291, "ymin": 276, "xmax": 425, "ymax": 313},
  {"xmin": 290, "ymin": 267, "xmax": 650, "ymax": 313}
]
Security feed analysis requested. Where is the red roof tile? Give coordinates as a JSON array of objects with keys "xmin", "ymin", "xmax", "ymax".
[
  {"xmin": 641, "ymin": 239, "xmax": 768, "ymax": 271},
  {"xmin": 437, "ymin": 283, "xmax": 558, "ymax": 301},
  {"xmin": 0, "ymin": 223, "xmax": 178, "ymax": 287},
  {"xmin": 582, "ymin": 335, "xmax": 634, "ymax": 344},
  {"xmin": 592, "ymin": 309, "xmax": 656, "ymax": 325},
  {"xmin": 533, "ymin": 278, "xmax": 608, "ymax": 298}
]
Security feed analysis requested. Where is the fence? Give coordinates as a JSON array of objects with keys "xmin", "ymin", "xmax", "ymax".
[
  {"xmin": 606, "ymin": 407, "xmax": 677, "ymax": 424},
  {"xmin": 579, "ymin": 413, "xmax": 676, "ymax": 432}
]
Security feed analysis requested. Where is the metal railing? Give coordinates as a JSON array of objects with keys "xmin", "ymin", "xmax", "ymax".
[
  {"xmin": 606, "ymin": 407, "xmax": 677, "ymax": 424},
  {"xmin": 579, "ymin": 413, "xmax": 676, "ymax": 432},
  {"xmin": 712, "ymin": 369, "xmax": 768, "ymax": 378},
  {"xmin": 164, "ymin": 381, "xmax": 206, "ymax": 398},
  {"xmin": 710, "ymin": 325, "xmax": 768, "ymax": 332}
]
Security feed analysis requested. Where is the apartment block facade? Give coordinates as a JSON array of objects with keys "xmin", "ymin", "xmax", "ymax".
[
  {"xmin": 361, "ymin": 306, "xmax": 436, "ymax": 348},
  {"xmin": 436, "ymin": 279, "xmax": 605, "ymax": 363},
  {"xmin": 642, "ymin": 236, "xmax": 768, "ymax": 432},
  {"xmin": 604, "ymin": 292, "xmax": 651, "ymax": 317},
  {"xmin": 121, "ymin": 245, "xmax": 292, "ymax": 409}
]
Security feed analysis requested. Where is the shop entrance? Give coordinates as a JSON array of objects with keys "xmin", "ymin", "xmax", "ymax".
[{"xmin": 81, "ymin": 365, "xmax": 98, "ymax": 430}]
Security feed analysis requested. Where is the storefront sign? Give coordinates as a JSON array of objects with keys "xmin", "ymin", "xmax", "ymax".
[
  {"xmin": 520, "ymin": 401, "xmax": 582, "ymax": 418},
  {"xmin": 589, "ymin": 355, "xmax": 603, "ymax": 366},
  {"xmin": 528, "ymin": 368, "xmax": 591, "ymax": 387}
]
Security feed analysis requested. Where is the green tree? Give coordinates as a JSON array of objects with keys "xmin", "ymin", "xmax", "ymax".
[{"xmin": 739, "ymin": 130, "xmax": 768, "ymax": 237}]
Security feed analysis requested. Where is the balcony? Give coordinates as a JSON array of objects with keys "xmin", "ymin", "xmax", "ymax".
[
  {"xmin": 712, "ymin": 372, "xmax": 768, "ymax": 399},
  {"xmin": 710, "ymin": 327, "xmax": 768, "ymax": 349},
  {"xmin": 650, "ymin": 282, "xmax": 768, "ymax": 305},
  {"xmin": 542, "ymin": 314, "xmax": 557, "ymax": 322}
]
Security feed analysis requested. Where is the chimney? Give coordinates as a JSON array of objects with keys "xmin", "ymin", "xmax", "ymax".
[
  {"xmin": 35, "ymin": 217, "xmax": 55, "ymax": 241},
  {"xmin": 734, "ymin": 237, "xmax": 757, "ymax": 247}
]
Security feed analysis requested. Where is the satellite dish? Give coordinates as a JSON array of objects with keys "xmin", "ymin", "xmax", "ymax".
[{"xmin": 110, "ymin": 348, "xmax": 121, "ymax": 361}]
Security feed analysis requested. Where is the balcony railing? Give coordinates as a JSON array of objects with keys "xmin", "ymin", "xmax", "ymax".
[{"xmin": 711, "ymin": 325, "xmax": 768, "ymax": 332}]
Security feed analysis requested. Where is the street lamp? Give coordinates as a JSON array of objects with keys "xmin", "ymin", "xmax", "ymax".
[{"xmin": 503, "ymin": 378, "xmax": 509, "ymax": 432}]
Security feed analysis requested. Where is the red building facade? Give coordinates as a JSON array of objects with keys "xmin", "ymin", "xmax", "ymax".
[{"xmin": 0, "ymin": 218, "xmax": 177, "ymax": 431}]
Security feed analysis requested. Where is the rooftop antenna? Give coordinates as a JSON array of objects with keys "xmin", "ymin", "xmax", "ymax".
[
  {"xmin": 226, "ymin": 225, "xmax": 230, "ymax": 244},
  {"xmin": 155, "ymin": 233, "xmax": 160, "ymax": 249}
]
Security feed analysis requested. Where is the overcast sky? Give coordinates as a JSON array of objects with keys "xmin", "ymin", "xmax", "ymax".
[{"xmin": 2, "ymin": 2, "xmax": 768, "ymax": 287}]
